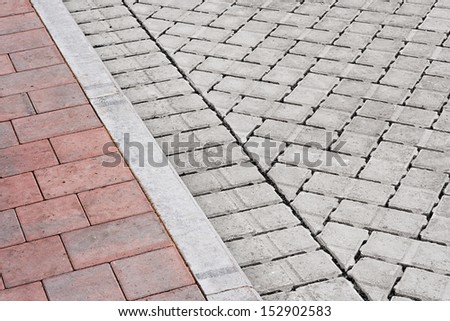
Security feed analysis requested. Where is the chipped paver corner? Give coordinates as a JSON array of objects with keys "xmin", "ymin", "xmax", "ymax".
[{"xmin": 31, "ymin": 0, "xmax": 260, "ymax": 300}]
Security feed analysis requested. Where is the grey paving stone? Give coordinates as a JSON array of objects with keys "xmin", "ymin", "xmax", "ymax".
[
  {"xmin": 395, "ymin": 268, "xmax": 450, "ymax": 300},
  {"xmin": 215, "ymin": 77, "xmax": 289, "ymax": 101},
  {"xmin": 181, "ymin": 164, "xmax": 264, "ymax": 196},
  {"xmin": 286, "ymin": 278, "xmax": 363, "ymax": 301},
  {"xmin": 210, "ymin": 203, "xmax": 299, "ymax": 241},
  {"xmin": 361, "ymin": 232, "xmax": 450, "ymax": 274},
  {"xmin": 348, "ymin": 258, "xmax": 402, "ymax": 301},
  {"xmin": 134, "ymin": 94, "xmax": 207, "ymax": 119},
  {"xmin": 291, "ymin": 192, "xmax": 338, "ymax": 235},
  {"xmin": 245, "ymin": 136, "xmax": 285, "ymax": 171},
  {"xmin": 318, "ymin": 222, "xmax": 368, "ymax": 270},
  {"xmin": 195, "ymin": 183, "xmax": 282, "ymax": 218},
  {"xmin": 267, "ymin": 163, "xmax": 311, "ymax": 201},
  {"xmin": 331, "ymin": 200, "xmax": 427, "ymax": 238}
]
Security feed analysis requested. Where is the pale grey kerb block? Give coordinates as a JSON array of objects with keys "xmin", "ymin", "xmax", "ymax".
[{"xmin": 33, "ymin": 0, "xmax": 260, "ymax": 300}]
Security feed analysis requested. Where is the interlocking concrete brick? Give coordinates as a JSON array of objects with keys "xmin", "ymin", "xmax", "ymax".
[
  {"xmin": 321, "ymin": 94, "xmax": 361, "ymax": 113},
  {"xmin": 255, "ymin": 119, "xmax": 337, "ymax": 149},
  {"xmin": 71, "ymin": 6, "xmax": 130, "ymax": 23},
  {"xmin": 290, "ymin": 40, "xmax": 325, "ymax": 56},
  {"xmin": 0, "ymin": 121, "xmax": 18, "ymax": 149},
  {"xmin": 395, "ymin": 268, "xmax": 450, "ymax": 300},
  {"xmin": 348, "ymin": 258, "xmax": 402, "ymax": 301},
  {"xmin": 291, "ymin": 192, "xmax": 338, "ymax": 234},
  {"xmin": 361, "ymin": 232, "xmax": 450, "ymax": 274},
  {"xmin": 233, "ymin": 97, "xmax": 312, "ymax": 123},
  {"xmin": 228, "ymin": 226, "xmax": 319, "ymax": 266},
  {"xmin": 62, "ymin": 213, "xmax": 171, "ymax": 269},
  {"xmin": 44, "ymin": 264, "xmax": 125, "ymax": 301},
  {"xmin": 381, "ymin": 69, "xmax": 421, "ymax": 89},
  {"xmin": 306, "ymin": 108, "xmax": 351, "ymax": 131},
  {"xmin": 244, "ymin": 250, "xmax": 340, "ymax": 294},
  {"xmin": 281, "ymin": 278, "xmax": 362, "ymax": 301},
  {"xmin": 280, "ymin": 145, "xmax": 365, "ymax": 177},
  {"xmin": 318, "ymin": 222, "xmax": 368, "ymax": 269},
  {"xmin": 182, "ymin": 164, "xmax": 264, "ymax": 196},
  {"xmin": 0, "ymin": 173, "xmax": 42, "ymax": 211},
  {"xmin": 0, "ymin": 282, "xmax": 47, "ymax": 301},
  {"xmin": 421, "ymin": 215, "xmax": 450, "ymax": 245},
  {"xmin": 112, "ymin": 247, "xmax": 194, "ymax": 300},
  {"xmin": 134, "ymin": 94, "xmax": 207, "ymax": 119},
  {"xmin": 189, "ymin": 70, "xmax": 222, "ymax": 92},
  {"xmin": 0, "ymin": 209, "xmax": 25, "ymax": 249},
  {"xmin": 407, "ymin": 88, "xmax": 448, "ymax": 110},
  {"xmin": 115, "ymin": 66, "xmax": 180, "ymax": 88},
  {"xmin": 141, "ymin": 285, "xmax": 204, "ymax": 301},
  {"xmin": 304, "ymin": 172, "xmax": 395, "ymax": 205},
  {"xmin": 16, "ymin": 195, "xmax": 89, "ymax": 241},
  {"xmin": 210, "ymin": 14, "xmax": 247, "ymax": 30},
  {"xmin": 413, "ymin": 150, "xmax": 450, "ymax": 173},
  {"xmin": 94, "ymin": 40, "xmax": 160, "ymax": 60},
  {"xmin": 215, "ymin": 76, "xmax": 289, "ymax": 100},
  {"xmin": 267, "ymin": 163, "xmax": 311, "ymax": 201},
  {"xmin": 0, "ymin": 236, "xmax": 72, "ymax": 287},
  {"xmin": 124, "ymin": 79, "xmax": 193, "ymax": 103},
  {"xmin": 331, "ymin": 200, "xmax": 426, "ymax": 238},
  {"xmin": 195, "ymin": 183, "xmax": 282, "ymax": 218},
  {"xmin": 358, "ymin": 100, "xmax": 437, "ymax": 127},
  {"xmin": 210, "ymin": 203, "xmax": 299, "ymax": 241},
  {"xmin": 13, "ymin": 105, "xmax": 101, "ymax": 143},
  {"xmin": 356, "ymin": 49, "xmax": 396, "ymax": 67},
  {"xmin": 86, "ymin": 28, "xmax": 148, "ymax": 47},
  {"xmin": 78, "ymin": 180, "xmax": 153, "ymax": 225},
  {"xmin": 145, "ymin": 109, "xmax": 220, "ymax": 137},
  {"xmin": 286, "ymin": 73, "xmax": 338, "ymax": 106},
  {"xmin": 224, "ymin": 112, "xmax": 262, "ymax": 143},
  {"xmin": 104, "ymin": 53, "xmax": 168, "ymax": 75},
  {"xmin": 226, "ymin": 61, "xmax": 270, "ymax": 80},
  {"xmin": 244, "ymin": 47, "xmax": 285, "ymax": 65}
]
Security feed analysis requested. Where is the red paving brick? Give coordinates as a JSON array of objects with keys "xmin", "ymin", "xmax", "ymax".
[
  {"xmin": 0, "ymin": 0, "xmax": 33, "ymax": 18},
  {"xmin": 0, "ymin": 173, "xmax": 42, "ymax": 211},
  {"xmin": 0, "ymin": 209, "xmax": 25, "ymax": 249},
  {"xmin": 16, "ymin": 195, "xmax": 89, "ymax": 241},
  {"xmin": 112, "ymin": 247, "xmax": 195, "ymax": 300},
  {"xmin": 0, "ymin": 94, "xmax": 35, "ymax": 122},
  {"xmin": 0, "ymin": 12, "xmax": 42, "ymax": 35},
  {"xmin": 62, "ymin": 213, "xmax": 171, "ymax": 269},
  {"xmin": 43, "ymin": 264, "xmax": 125, "ymax": 301},
  {"xmin": 78, "ymin": 180, "xmax": 153, "ymax": 225},
  {"xmin": 0, "ymin": 54, "xmax": 14, "ymax": 75},
  {"xmin": 13, "ymin": 104, "xmax": 101, "ymax": 143},
  {"xmin": 0, "ymin": 0, "xmax": 201, "ymax": 301},
  {"xmin": 141, "ymin": 285, "xmax": 205, "ymax": 301},
  {"xmin": 50, "ymin": 128, "xmax": 116, "ymax": 164},
  {"xmin": 0, "ymin": 282, "xmax": 47, "ymax": 301},
  {"xmin": 0, "ymin": 121, "xmax": 18, "ymax": 149},
  {"xmin": 0, "ymin": 28, "xmax": 52, "ymax": 55},
  {"xmin": 0, "ymin": 236, "xmax": 72, "ymax": 287},
  {"xmin": 0, "ymin": 64, "xmax": 74, "ymax": 97},
  {"xmin": 28, "ymin": 83, "xmax": 88, "ymax": 113},
  {"xmin": 0, "ymin": 140, "xmax": 58, "ymax": 177},
  {"xmin": 10, "ymin": 46, "xmax": 64, "ymax": 72},
  {"xmin": 35, "ymin": 154, "xmax": 133, "ymax": 199}
]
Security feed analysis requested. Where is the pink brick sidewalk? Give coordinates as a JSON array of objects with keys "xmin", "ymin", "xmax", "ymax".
[{"xmin": 0, "ymin": 0, "xmax": 203, "ymax": 301}]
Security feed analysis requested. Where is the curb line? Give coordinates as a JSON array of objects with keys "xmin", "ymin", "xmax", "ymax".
[{"xmin": 32, "ymin": 0, "xmax": 261, "ymax": 301}]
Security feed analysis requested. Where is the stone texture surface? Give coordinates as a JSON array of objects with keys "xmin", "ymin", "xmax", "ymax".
[{"xmin": 64, "ymin": 0, "xmax": 450, "ymax": 301}]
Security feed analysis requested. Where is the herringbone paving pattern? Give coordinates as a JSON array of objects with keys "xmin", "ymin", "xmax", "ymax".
[{"xmin": 65, "ymin": 0, "xmax": 450, "ymax": 300}]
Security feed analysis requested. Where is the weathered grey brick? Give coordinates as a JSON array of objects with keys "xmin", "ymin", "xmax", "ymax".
[
  {"xmin": 227, "ymin": 30, "xmax": 267, "ymax": 47},
  {"xmin": 144, "ymin": 109, "xmax": 220, "ymax": 137},
  {"xmin": 290, "ymin": 40, "xmax": 325, "ymax": 56},
  {"xmin": 395, "ymin": 268, "xmax": 450, "ymax": 300},
  {"xmin": 195, "ymin": 183, "xmax": 282, "ymax": 217},
  {"xmin": 172, "ymin": 52, "xmax": 204, "ymax": 72},
  {"xmin": 210, "ymin": 203, "xmax": 299, "ymax": 241},
  {"xmin": 87, "ymin": 28, "xmax": 148, "ymax": 47},
  {"xmin": 134, "ymin": 94, "xmax": 207, "ymax": 119},
  {"xmin": 356, "ymin": 49, "xmax": 396, "ymax": 67},
  {"xmin": 226, "ymin": 61, "xmax": 270, "ymax": 79},
  {"xmin": 267, "ymin": 163, "xmax": 311, "ymax": 201},
  {"xmin": 209, "ymin": 43, "xmax": 251, "ymax": 60},
  {"xmin": 157, "ymin": 125, "xmax": 234, "ymax": 155},
  {"xmin": 381, "ymin": 69, "xmax": 421, "ymax": 88},
  {"xmin": 233, "ymin": 97, "xmax": 312, "ymax": 123},
  {"xmin": 259, "ymin": 37, "xmax": 295, "ymax": 51},
  {"xmin": 413, "ymin": 150, "xmax": 450, "ymax": 173},
  {"xmin": 80, "ymin": 16, "xmax": 140, "ymax": 35},
  {"xmin": 421, "ymin": 215, "xmax": 450, "ymax": 245},
  {"xmin": 243, "ymin": 250, "xmax": 340, "ymax": 294},
  {"xmin": 104, "ymin": 53, "xmax": 168, "ymax": 74},
  {"xmin": 407, "ymin": 89, "xmax": 448, "ymax": 110},
  {"xmin": 321, "ymin": 94, "xmax": 362, "ymax": 113},
  {"xmin": 114, "ymin": 65, "xmax": 180, "ymax": 88},
  {"xmin": 206, "ymin": 90, "xmax": 241, "ymax": 116},
  {"xmin": 182, "ymin": 164, "xmax": 264, "ymax": 196},
  {"xmin": 244, "ymin": 47, "xmax": 285, "ymax": 65},
  {"xmin": 334, "ymin": 32, "xmax": 372, "ymax": 48},
  {"xmin": 318, "ymin": 222, "xmax": 368, "ymax": 269},
  {"xmin": 95, "ymin": 40, "xmax": 160, "ymax": 60},
  {"xmin": 245, "ymin": 136, "xmax": 285, "ymax": 171},
  {"xmin": 215, "ymin": 77, "xmax": 289, "ymax": 101},
  {"xmin": 210, "ymin": 14, "xmax": 247, "ymax": 30},
  {"xmin": 286, "ymin": 278, "xmax": 363, "ymax": 301},
  {"xmin": 291, "ymin": 192, "xmax": 338, "ymax": 234},
  {"xmin": 224, "ymin": 112, "xmax": 262, "ymax": 143},
  {"xmin": 158, "ymin": 34, "xmax": 188, "ymax": 53},
  {"xmin": 304, "ymin": 172, "xmax": 395, "ymax": 205},
  {"xmin": 124, "ymin": 79, "xmax": 193, "ymax": 103},
  {"xmin": 189, "ymin": 70, "xmax": 222, "ymax": 92},
  {"xmin": 228, "ymin": 226, "xmax": 319, "ymax": 266},
  {"xmin": 361, "ymin": 232, "xmax": 450, "ymax": 274},
  {"xmin": 255, "ymin": 119, "xmax": 337, "ymax": 149},
  {"xmin": 306, "ymin": 108, "xmax": 351, "ymax": 131},
  {"xmin": 348, "ymin": 258, "xmax": 402, "ymax": 301},
  {"xmin": 169, "ymin": 143, "xmax": 249, "ymax": 174},
  {"xmin": 331, "ymin": 200, "xmax": 427, "ymax": 237},
  {"xmin": 280, "ymin": 144, "xmax": 365, "ymax": 177}
]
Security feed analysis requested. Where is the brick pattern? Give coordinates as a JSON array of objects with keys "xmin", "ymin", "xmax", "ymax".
[
  {"xmin": 0, "ymin": 0, "xmax": 201, "ymax": 301},
  {"xmin": 65, "ymin": 0, "xmax": 450, "ymax": 301}
]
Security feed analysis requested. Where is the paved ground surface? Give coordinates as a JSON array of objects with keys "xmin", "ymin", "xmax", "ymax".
[
  {"xmin": 63, "ymin": 0, "xmax": 450, "ymax": 301},
  {"xmin": 0, "ymin": 0, "xmax": 204, "ymax": 301}
]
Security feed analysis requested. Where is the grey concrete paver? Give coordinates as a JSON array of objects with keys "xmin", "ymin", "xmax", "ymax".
[{"xmin": 64, "ymin": 0, "xmax": 450, "ymax": 301}]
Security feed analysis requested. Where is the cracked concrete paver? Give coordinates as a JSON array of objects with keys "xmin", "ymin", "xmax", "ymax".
[{"xmin": 65, "ymin": 0, "xmax": 450, "ymax": 300}]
